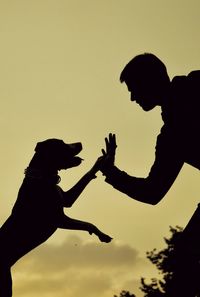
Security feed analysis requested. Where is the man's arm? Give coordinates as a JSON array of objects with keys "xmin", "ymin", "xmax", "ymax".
[{"xmin": 102, "ymin": 129, "xmax": 184, "ymax": 205}]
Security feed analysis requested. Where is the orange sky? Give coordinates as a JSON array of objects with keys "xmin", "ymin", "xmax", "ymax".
[{"xmin": 1, "ymin": 1, "xmax": 200, "ymax": 296}]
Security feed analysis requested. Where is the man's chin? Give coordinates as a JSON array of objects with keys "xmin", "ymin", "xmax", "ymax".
[{"xmin": 142, "ymin": 105, "xmax": 155, "ymax": 111}]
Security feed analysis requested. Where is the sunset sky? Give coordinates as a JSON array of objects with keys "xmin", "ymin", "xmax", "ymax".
[{"xmin": 1, "ymin": 1, "xmax": 200, "ymax": 296}]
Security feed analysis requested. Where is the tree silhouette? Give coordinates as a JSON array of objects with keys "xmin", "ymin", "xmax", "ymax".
[
  {"xmin": 114, "ymin": 290, "xmax": 136, "ymax": 297},
  {"xmin": 114, "ymin": 226, "xmax": 184, "ymax": 297},
  {"xmin": 140, "ymin": 225, "xmax": 183, "ymax": 297},
  {"xmin": 115, "ymin": 224, "xmax": 200, "ymax": 296}
]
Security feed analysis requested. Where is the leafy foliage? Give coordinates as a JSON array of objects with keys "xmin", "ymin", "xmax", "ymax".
[
  {"xmin": 140, "ymin": 225, "xmax": 183, "ymax": 297},
  {"xmin": 114, "ymin": 290, "xmax": 136, "ymax": 297},
  {"xmin": 114, "ymin": 226, "xmax": 184, "ymax": 297}
]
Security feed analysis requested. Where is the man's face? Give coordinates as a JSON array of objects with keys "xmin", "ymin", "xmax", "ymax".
[{"xmin": 126, "ymin": 79, "xmax": 161, "ymax": 111}]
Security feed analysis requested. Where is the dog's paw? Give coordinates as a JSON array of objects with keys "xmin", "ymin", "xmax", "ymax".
[{"xmin": 98, "ymin": 233, "xmax": 113, "ymax": 243}]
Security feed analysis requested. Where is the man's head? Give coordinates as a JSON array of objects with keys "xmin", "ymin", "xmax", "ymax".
[{"xmin": 120, "ymin": 53, "xmax": 170, "ymax": 111}]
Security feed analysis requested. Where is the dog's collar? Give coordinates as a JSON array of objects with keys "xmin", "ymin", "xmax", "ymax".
[{"xmin": 24, "ymin": 167, "xmax": 61, "ymax": 184}]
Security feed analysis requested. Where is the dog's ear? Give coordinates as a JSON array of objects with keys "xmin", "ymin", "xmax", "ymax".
[
  {"xmin": 34, "ymin": 139, "xmax": 56, "ymax": 154},
  {"xmin": 35, "ymin": 141, "xmax": 44, "ymax": 152}
]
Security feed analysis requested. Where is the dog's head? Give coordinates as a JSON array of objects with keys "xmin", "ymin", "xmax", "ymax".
[{"xmin": 35, "ymin": 139, "xmax": 83, "ymax": 170}]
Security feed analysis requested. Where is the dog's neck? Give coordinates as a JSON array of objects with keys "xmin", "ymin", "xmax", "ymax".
[{"xmin": 24, "ymin": 154, "xmax": 61, "ymax": 184}]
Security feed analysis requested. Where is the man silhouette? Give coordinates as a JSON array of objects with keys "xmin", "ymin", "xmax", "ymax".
[
  {"xmin": 100, "ymin": 53, "xmax": 200, "ymax": 296},
  {"xmin": 101, "ymin": 53, "xmax": 200, "ymax": 205}
]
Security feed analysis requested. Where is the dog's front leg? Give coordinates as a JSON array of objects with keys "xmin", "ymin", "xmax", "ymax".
[
  {"xmin": 58, "ymin": 215, "xmax": 112, "ymax": 243},
  {"xmin": 62, "ymin": 156, "xmax": 106, "ymax": 207},
  {"xmin": 61, "ymin": 171, "xmax": 97, "ymax": 207}
]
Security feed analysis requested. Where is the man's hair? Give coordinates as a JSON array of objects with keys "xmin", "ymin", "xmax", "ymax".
[{"xmin": 120, "ymin": 53, "xmax": 168, "ymax": 83}]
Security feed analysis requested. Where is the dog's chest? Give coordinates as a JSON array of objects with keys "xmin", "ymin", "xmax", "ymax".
[{"xmin": 12, "ymin": 181, "xmax": 64, "ymax": 219}]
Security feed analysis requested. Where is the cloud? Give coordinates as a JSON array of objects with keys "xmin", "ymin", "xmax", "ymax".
[
  {"xmin": 21, "ymin": 234, "xmax": 141, "ymax": 272},
  {"xmin": 12, "ymin": 235, "xmax": 148, "ymax": 297},
  {"xmin": 14, "ymin": 271, "xmax": 112, "ymax": 297}
]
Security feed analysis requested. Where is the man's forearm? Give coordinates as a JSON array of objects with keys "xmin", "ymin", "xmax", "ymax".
[{"xmin": 103, "ymin": 165, "xmax": 164, "ymax": 205}]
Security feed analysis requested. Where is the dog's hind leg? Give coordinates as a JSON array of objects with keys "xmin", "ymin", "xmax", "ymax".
[{"xmin": 0, "ymin": 265, "xmax": 12, "ymax": 297}]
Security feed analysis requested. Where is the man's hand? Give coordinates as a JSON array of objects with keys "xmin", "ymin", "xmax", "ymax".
[
  {"xmin": 101, "ymin": 133, "xmax": 117, "ymax": 174},
  {"xmin": 87, "ymin": 133, "xmax": 117, "ymax": 178},
  {"xmin": 87, "ymin": 155, "xmax": 106, "ymax": 178}
]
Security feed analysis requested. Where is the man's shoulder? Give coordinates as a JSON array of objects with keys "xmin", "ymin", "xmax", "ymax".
[
  {"xmin": 187, "ymin": 70, "xmax": 200, "ymax": 87},
  {"xmin": 188, "ymin": 70, "xmax": 200, "ymax": 78},
  {"xmin": 172, "ymin": 70, "xmax": 200, "ymax": 84},
  {"xmin": 171, "ymin": 70, "xmax": 200, "ymax": 95}
]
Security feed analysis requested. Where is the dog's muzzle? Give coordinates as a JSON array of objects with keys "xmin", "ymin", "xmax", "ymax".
[{"xmin": 67, "ymin": 142, "xmax": 82, "ymax": 156}]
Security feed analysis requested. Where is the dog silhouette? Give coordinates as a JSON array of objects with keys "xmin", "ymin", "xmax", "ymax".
[{"xmin": 0, "ymin": 138, "xmax": 112, "ymax": 296}]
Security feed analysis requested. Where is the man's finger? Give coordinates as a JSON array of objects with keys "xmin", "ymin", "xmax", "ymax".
[
  {"xmin": 108, "ymin": 133, "xmax": 117, "ymax": 149},
  {"xmin": 101, "ymin": 149, "xmax": 106, "ymax": 155},
  {"xmin": 105, "ymin": 137, "xmax": 109, "ymax": 152}
]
